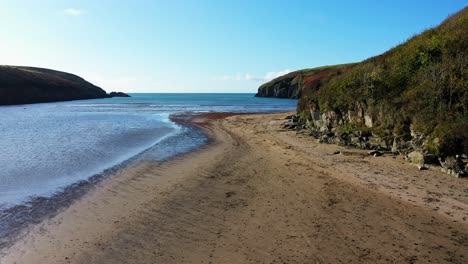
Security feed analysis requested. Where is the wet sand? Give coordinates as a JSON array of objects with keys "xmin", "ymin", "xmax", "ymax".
[{"xmin": 1, "ymin": 112, "xmax": 468, "ymax": 263}]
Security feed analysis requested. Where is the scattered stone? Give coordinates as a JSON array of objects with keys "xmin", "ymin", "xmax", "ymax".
[
  {"xmin": 368, "ymin": 150, "xmax": 383, "ymax": 157},
  {"xmin": 440, "ymin": 156, "xmax": 466, "ymax": 178},
  {"xmin": 283, "ymin": 111, "xmax": 467, "ymax": 179},
  {"xmin": 283, "ymin": 115, "xmax": 304, "ymax": 130},
  {"xmin": 417, "ymin": 165, "xmax": 427, "ymax": 170},
  {"xmin": 359, "ymin": 130, "xmax": 372, "ymax": 137},
  {"xmin": 319, "ymin": 135, "xmax": 330, "ymax": 143},
  {"xmin": 225, "ymin": 191, "xmax": 236, "ymax": 198}
]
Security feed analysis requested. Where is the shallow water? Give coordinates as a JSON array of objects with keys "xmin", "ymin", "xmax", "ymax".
[{"xmin": 0, "ymin": 93, "xmax": 297, "ymax": 208}]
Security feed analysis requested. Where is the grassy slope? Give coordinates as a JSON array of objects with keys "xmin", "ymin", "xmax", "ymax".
[
  {"xmin": 258, "ymin": 65, "xmax": 346, "ymax": 90},
  {"xmin": 0, "ymin": 66, "xmax": 109, "ymax": 105},
  {"xmin": 294, "ymin": 7, "xmax": 467, "ymax": 156},
  {"xmin": 256, "ymin": 64, "xmax": 355, "ymax": 99}
]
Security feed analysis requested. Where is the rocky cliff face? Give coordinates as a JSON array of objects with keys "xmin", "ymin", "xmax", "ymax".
[
  {"xmin": 0, "ymin": 66, "xmax": 110, "ymax": 105},
  {"xmin": 255, "ymin": 65, "xmax": 353, "ymax": 99},
  {"xmin": 300, "ymin": 8, "xmax": 467, "ymax": 157},
  {"xmin": 260, "ymin": 7, "xmax": 468, "ymax": 159},
  {"xmin": 259, "ymin": 8, "xmax": 468, "ymax": 176},
  {"xmin": 255, "ymin": 73, "xmax": 302, "ymax": 98}
]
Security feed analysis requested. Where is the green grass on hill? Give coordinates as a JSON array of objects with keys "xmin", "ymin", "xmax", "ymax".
[{"xmin": 297, "ymin": 7, "xmax": 468, "ymax": 156}]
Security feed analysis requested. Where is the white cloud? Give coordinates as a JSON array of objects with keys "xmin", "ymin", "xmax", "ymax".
[
  {"xmin": 215, "ymin": 69, "xmax": 292, "ymax": 82},
  {"xmin": 64, "ymin": 8, "xmax": 84, "ymax": 16},
  {"xmin": 263, "ymin": 69, "xmax": 292, "ymax": 81}
]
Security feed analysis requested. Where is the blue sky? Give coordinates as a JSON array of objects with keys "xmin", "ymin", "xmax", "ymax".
[{"xmin": 0, "ymin": 1, "xmax": 466, "ymax": 93}]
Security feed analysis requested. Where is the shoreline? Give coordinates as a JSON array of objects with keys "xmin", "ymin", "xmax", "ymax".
[
  {"xmin": 0, "ymin": 111, "xmax": 269, "ymax": 254},
  {"xmin": 2, "ymin": 112, "xmax": 467, "ymax": 263},
  {"xmin": 0, "ymin": 112, "xmax": 213, "ymax": 252}
]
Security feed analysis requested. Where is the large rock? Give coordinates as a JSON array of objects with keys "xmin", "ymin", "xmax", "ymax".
[
  {"xmin": 407, "ymin": 151, "xmax": 438, "ymax": 169},
  {"xmin": 368, "ymin": 136, "xmax": 391, "ymax": 150},
  {"xmin": 392, "ymin": 136, "xmax": 407, "ymax": 153},
  {"xmin": 364, "ymin": 114, "xmax": 373, "ymax": 128}
]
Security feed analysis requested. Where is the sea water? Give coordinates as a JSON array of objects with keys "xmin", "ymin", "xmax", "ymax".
[{"xmin": 0, "ymin": 93, "xmax": 297, "ymax": 208}]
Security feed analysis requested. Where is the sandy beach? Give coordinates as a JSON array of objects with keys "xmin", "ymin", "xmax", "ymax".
[{"xmin": 1, "ymin": 112, "xmax": 467, "ymax": 264}]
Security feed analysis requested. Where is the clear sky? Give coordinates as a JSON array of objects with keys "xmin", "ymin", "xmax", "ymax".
[{"xmin": 0, "ymin": 1, "xmax": 466, "ymax": 93}]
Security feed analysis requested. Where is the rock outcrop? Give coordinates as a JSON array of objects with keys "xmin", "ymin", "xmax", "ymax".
[
  {"xmin": 0, "ymin": 66, "xmax": 110, "ymax": 105},
  {"xmin": 255, "ymin": 73, "xmax": 301, "ymax": 98},
  {"xmin": 109, "ymin": 91, "xmax": 131, "ymax": 97},
  {"xmin": 255, "ymin": 65, "xmax": 353, "ymax": 99},
  {"xmin": 284, "ymin": 114, "xmax": 467, "ymax": 177}
]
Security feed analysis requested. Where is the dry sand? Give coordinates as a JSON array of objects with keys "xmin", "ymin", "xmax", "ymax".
[{"xmin": 1, "ymin": 112, "xmax": 467, "ymax": 264}]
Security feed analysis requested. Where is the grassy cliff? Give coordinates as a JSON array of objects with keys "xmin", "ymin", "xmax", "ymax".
[
  {"xmin": 255, "ymin": 64, "xmax": 354, "ymax": 99},
  {"xmin": 0, "ymin": 66, "xmax": 110, "ymax": 105},
  {"xmin": 268, "ymin": 7, "xmax": 467, "ymax": 156}
]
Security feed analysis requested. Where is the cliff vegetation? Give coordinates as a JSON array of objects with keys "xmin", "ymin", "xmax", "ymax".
[{"xmin": 259, "ymin": 7, "xmax": 468, "ymax": 158}]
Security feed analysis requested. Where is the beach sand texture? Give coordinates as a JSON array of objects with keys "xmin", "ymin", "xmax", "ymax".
[{"xmin": 2, "ymin": 112, "xmax": 467, "ymax": 264}]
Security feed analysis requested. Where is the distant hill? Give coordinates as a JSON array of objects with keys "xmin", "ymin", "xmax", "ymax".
[
  {"xmin": 0, "ymin": 66, "xmax": 110, "ymax": 105},
  {"xmin": 255, "ymin": 64, "xmax": 355, "ymax": 99},
  {"xmin": 257, "ymin": 7, "xmax": 468, "ymax": 156}
]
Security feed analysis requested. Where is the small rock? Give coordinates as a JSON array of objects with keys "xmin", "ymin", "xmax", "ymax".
[
  {"xmin": 225, "ymin": 191, "xmax": 236, "ymax": 198},
  {"xmin": 359, "ymin": 130, "xmax": 372, "ymax": 137},
  {"xmin": 368, "ymin": 150, "xmax": 383, "ymax": 157},
  {"xmin": 332, "ymin": 151, "xmax": 341, "ymax": 155},
  {"xmin": 417, "ymin": 165, "xmax": 427, "ymax": 170}
]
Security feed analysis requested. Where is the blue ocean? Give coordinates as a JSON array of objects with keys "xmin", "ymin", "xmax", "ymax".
[{"xmin": 0, "ymin": 93, "xmax": 297, "ymax": 208}]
